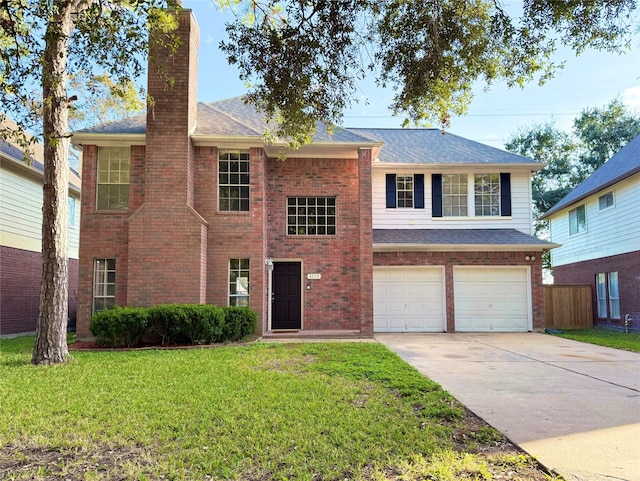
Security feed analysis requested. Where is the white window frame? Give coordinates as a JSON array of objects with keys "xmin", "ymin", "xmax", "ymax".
[
  {"xmin": 608, "ymin": 272, "xmax": 620, "ymax": 320},
  {"xmin": 287, "ymin": 197, "xmax": 336, "ymax": 235},
  {"xmin": 93, "ymin": 258, "xmax": 116, "ymax": 314},
  {"xmin": 96, "ymin": 147, "xmax": 130, "ymax": 210},
  {"xmin": 442, "ymin": 173, "xmax": 502, "ymax": 217},
  {"xmin": 396, "ymin": 175, "xmax": 414, "ymax": 208},
  {"xmin": 474, "ymin": 173, "xmax": 501, "ymax": 216},
  {"xmin": 68, "ymin": 196, "xmax": 76, "ymax": 227},
  {"xmin": 598, "ymin": 191, "xmax": 614, "ymax": 211},
  {"xmin": 442, "ymin": 174, "xmax": 468, "ymax": 217},
  {"xmin": 596, "ymin": 273, "xmax": 607, "ymax": 319},
  {"xmin": 229, "ymin": 258, "xmax": 250, "ymax": 307},
  {"xmin": 568, "ymin": 205, "xmax": 587, "ymax": 236},
  {"xmin": 218, "ymin": 150, "xmax": 250, "ymax": 212}
]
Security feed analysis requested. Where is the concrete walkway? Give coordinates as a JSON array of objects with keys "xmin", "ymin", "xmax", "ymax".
[{"xmin": 375, "ymin": 333, "xmax": 640, "ymax": 481}]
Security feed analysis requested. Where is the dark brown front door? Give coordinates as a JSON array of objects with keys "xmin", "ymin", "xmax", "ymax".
[{"xmin": 272, "ymin": 262, "xmax": 302, "ymax": 330}]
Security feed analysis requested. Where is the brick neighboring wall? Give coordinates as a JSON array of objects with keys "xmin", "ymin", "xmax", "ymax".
[
  {"xmin": 0, "ymin": 246, "xmax": 78, "ymax": 336},
  {"xmin": 374, "ymin": 251, "xmax": 545, "ymax": 331},
  {"xmin": 266, "ymin": 156, "xmax": 369, "ymax": 332},
  {"xmin": 554, "ymin": 250, "xmax": 640, "ymax": 330}
]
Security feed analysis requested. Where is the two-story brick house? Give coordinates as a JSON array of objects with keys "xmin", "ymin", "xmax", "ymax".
[{"xmin": 72, "ymin": 9, "xmax": 555, "ymax": 340}]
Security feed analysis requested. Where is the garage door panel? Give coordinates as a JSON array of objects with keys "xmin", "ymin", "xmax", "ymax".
[
  {"xmin": 454, "ymin": 267, "xmax": 530, "ymax": 332},
  {"xmin": 374, "ymin": 267, "xmax": 445, "ymax": 332}
]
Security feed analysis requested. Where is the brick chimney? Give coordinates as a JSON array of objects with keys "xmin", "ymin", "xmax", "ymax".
[{"xmin": 126, "ymin": 9, "xmax": 208, "ymax": 307}]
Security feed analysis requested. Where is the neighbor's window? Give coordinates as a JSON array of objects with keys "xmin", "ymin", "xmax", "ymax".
[
  {"xmin": 97, "ymin": 147, "xmax": 130, "ymax": 210},
  {"xmin": 442, "ymin": 174, "xmax": 468, "ymax": 216},
  {"xmin": 568, "ymin": 205, "xmax": 586, "ymax": 235},
  {"xmin": 474, "ymin": 173, "xmax": 500, "ymax": 216},
  {"xmin": 219, "ymin": 151, "xmax": 250, "ymax": 211},
  {"xmin": 93, "ymin": 259, "xmax": 116, "ymax": 314},
  {"xmin": 608, "ymin": 272, "xmax": 620, "ymax": 319},
  {"xmin": 287, "ymin": 197, "xmax": 336, "ymax": 235},
  {"xmin": 396, "ymin": 175, "xmax": 414, "ymax": 208},
  {"xmin": 68, "ymin": 196, "xmax": 76, "ymax": 227},
  {"xmin": 596, "ymin": 273, "xmax": 607, "ymax": 319},
  {"xmin": 598, "ymin": 191, "xmax": 614, "ymax": 211},
  {"xmin": 229, "ymin": 258, "xmax": 249, "ymax": 307}
]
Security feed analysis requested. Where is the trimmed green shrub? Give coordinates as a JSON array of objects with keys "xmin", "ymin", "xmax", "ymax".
[
  {"xmin": 90, "ymin": 306, "xmax": 148, "ymax": 348},
  {"xmin": 222, "ymin": 306, "xmax": 258, "ymax": 341},
  {"xmin": 91, "ymin": 304, "xmax": 257, "ymax": 347}
]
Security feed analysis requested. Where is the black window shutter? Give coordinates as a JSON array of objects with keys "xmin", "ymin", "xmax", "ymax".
[
  {"xmin": 432, "ymin": 174, "xmax": 442, "ymax": 217},
  {"xmin": 500, "ymin": 172, "xmax": 511, "ymax": 216},
  {"xmin": 386, "ymin": 174, "xmax": 396, "ymax": 208},
  {"xmin": 414, "ymin": 174, "xmax": 424, "ymax": 209}
]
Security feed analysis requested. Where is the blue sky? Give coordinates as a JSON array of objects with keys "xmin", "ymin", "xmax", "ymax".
[{"xmin": 184, "ymin": 0, "xmax": 640, "ymax": 150}]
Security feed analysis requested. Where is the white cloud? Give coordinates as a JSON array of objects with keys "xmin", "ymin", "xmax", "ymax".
[{"xmin": 622, "ymin": 85, "xmax": 640, "ymax": 112}]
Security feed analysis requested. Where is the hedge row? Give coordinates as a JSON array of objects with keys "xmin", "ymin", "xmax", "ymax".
[{"xmin": 90, "ymin": 304, "xmax": 257, "ymax": 348}]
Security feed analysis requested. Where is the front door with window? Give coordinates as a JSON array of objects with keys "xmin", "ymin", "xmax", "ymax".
[{"xmin": 272, "ymin": 262, "xmax": 302, "ymax": 330}]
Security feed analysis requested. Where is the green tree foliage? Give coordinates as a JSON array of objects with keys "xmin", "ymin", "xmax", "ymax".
[
  {"xmin": 69, "ymin": 72, "xmax": 145, "ymax": 130},
  {"xmin": 506, "ymin": 98, "xmax": 640, "ymax": 233},
  {"xmin": 0, "ymin": 0, "xmax": 180, "ymax": 364},
  {"xmin": 220, "ymin": 0, "xmax": 636, "ymax": 146}
]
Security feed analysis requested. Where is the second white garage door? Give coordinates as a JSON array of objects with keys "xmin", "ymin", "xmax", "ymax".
[
  {"xmin": 454, "ymin": 267, "xmax": 531, "ymax": 332},
  {"xmin": 374, "ymin": 267, "xmax": 445, "ymax": 332}
]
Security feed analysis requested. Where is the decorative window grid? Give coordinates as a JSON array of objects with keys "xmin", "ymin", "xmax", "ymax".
[
  {"xmin": 219, "ymin": 151, "xmax": 250, "ymax": 211},
  {"xmin": 287, "ymin": 197, "xmax": 336, "ymax": 235}
]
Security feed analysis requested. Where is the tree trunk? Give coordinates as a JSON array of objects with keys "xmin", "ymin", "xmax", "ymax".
[{"xmin": 32, "ymin": 1, "xmax": 75, "ymax": 365}]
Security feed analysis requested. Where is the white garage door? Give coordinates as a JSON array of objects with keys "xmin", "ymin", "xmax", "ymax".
[
  {"xmin": 454, "ymin": 267, "xmax": 531, "ymax": 332},
  {"xmin": 374, "ymin": 267, "xmax": 445, "ymax": 332}
]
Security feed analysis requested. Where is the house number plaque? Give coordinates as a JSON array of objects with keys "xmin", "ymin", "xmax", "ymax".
[{"xmin": 307, "ymin": 273, "xmax": 321, "ymax": 280}]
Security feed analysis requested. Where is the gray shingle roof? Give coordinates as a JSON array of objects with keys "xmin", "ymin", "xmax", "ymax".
[
  {"xmin": 73, "ymin": 97, "xmax": 539, "ymax": 165},
  {"xmin": 351, "ymin": 128, "xmax": 538, "ymax": 165},
  {"xmin": 541, "ymin": 134, "xmax": 640, "ymax": 219},
  {"xmin": 373, "ymin": 228, "xmax": 558, "ymax": 249}
]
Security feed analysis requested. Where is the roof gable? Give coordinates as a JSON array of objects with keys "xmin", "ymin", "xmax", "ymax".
[{"xmin": 542, "ymin": 134, "xmax": 640, "ymax": 218}]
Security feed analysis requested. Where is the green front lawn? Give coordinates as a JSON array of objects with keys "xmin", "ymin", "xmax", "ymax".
[
  {"xmin": 554, "ymin": 328, "xmax": 640, "ymax": 352},
  {"xmin": 0, "ymin": 338, "xmax": 553, "ymax": 480}
]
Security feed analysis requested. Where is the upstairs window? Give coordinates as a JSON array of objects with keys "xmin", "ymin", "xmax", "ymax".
[
  {"xmin": 474, "ymin": 173, "xmax": 501, "ymax": 216},
  {"xmin": 598, "ymin": 191, "xmax": 614, "ymax": 210},
  {"xmin": 568, "ymin": 205, "xmax": 586, "ymax": 235},
  {"xmin": 97, "ymin": 147, "xmax": 130, "ymax": 210},
  {"xmin": 385, "ymin": 174, "xmax": 425, "ymax": 209},
  {"xmin": 396, "ymin": 175, "xmax": 414, "ymax": 208},
  {"xmin": 287, "ymin": 197, "xmax": 336, "ymax": 235},
  {"xmin": 442, "ymin": 174, "xmax": 468, "ymax": 216},
  {"xmin": 219, "ymin": 151, "xmax": 250, "ymax": 211},
  {"xmin": 432, "ymin": 173, "xmax": 510, "ymax": 217}
]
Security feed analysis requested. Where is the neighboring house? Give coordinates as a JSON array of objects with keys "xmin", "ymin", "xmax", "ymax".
[
  {"xmin": 541, "ymin": 134, "xmax": 640, "ymax": 330},
  {"xmin": 72, "ymin": 10, "xmax": 556, "ymax": 340},
  {"xmin": 0, "ymin": 119, "xmax": 81, "ymax": 337}
]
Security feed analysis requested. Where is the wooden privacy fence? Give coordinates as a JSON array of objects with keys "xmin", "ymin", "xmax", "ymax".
[{"xmin": 544, "ymin": 285, "xmax": 593, "ymax": 329}]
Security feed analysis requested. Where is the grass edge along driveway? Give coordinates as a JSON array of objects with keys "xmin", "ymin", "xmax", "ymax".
[{"xmin": 0, "ymin": 338, "xmax": 557, "ymax": 480}]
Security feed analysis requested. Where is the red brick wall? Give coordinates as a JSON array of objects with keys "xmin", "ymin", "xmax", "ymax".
[
  {"xmin": 194, "ymin": 146, "xmax": 267, "ymax": 333},
  {"xmin": 76, "ymin": 145, "xmax": 132, "ymax": 340},
  {"xmin": 127, "ymin": 8, "xmax": 207, "ymax": 308},
  {"xmin": 554, "ymin": 251, "xmax": 640, "ymax": 330},
  {"xmin": 266, "ymin": 156, "xmax": 369, "ymax": 332},
  {"xmin": 374, "ymin": 250, "xmax": 545, "ymax": 331},
  {"xmin": 0, "ymin": 246, "xmax": 78, "ymax": 336}
]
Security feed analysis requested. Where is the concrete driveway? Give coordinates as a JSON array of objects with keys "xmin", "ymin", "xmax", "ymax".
[{"xmin": 375, "ymin": 333, "xmax": 640, "ymax": 481}]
